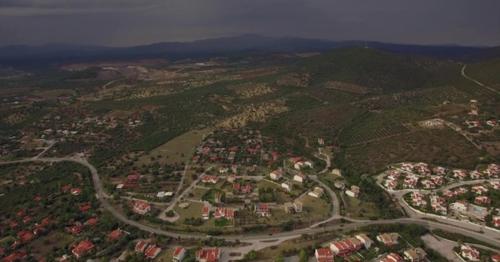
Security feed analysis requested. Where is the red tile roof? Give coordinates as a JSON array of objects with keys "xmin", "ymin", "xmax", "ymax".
[{"xmin": 72, "ymin": 240, "xmax": 94, "ymax": 258}]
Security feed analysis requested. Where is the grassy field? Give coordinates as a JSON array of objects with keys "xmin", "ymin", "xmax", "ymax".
[
  {"xmin": 343, "ymin": 196, "xmax": 381, "ymax": 219},
  {"xmin": 136, "ymin": 128, "xmax": 212, "ymax": 166},
  {"xmin": 339, "ymin": 128, "xmax": 485, "ymax": 175}
]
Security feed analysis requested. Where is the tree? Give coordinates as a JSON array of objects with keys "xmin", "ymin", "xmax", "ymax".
[{"xmin": 299, "ymin": 249, "xmax": 308, "ymax": 262}]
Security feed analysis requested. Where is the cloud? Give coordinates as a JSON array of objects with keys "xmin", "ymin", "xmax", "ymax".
[
  {"xmin": 0, "ymin": 0, "xmax": 165, "ymax": 15},
  {"xmin": 0, "ymin": 0, "xmax": 499, "ymax": 46}
]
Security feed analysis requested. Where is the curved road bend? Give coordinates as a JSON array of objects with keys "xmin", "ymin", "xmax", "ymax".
[{"xmin": 1, "ymin": 157, "xmax": 499, "ymax": 246}]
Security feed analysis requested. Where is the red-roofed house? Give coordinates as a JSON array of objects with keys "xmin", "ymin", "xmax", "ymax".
[
  {"xmin": 135, "ymin": 240, "xmax": 149, "ymax": 253},
  {"xmin": 133, "ymin": 200, "xmax": 151, "ymax": 215},
  {"xmin": 329, "ymin": 237, "xmax": 363, "ymax": 256},
  {"xmin": 3, "ymin": 251, "xmax": 27, "ymax": 262},
  {"xmin": 491, "ymin": 254, "xmax": 500, "ymax": 262},
  {"xmin": 213, "ymin": 207, "xmax": 235, "ymax": 220},
  {"xmin": 461, "ymin": 245, "xmax": 480, "ymax": 261},
  {"xmin": 70, "ymin": 188, "xmax": 82, "ymax": 196},
  {"xmin": 108, "ymin": 229, "xmax": 124, "ymax": 241},
  {"xmin": 201, "ymin": 175, "xmax": 219, "ymax": 184},
  {"xmin": 17, "ymin": 230, "xmax": 34, "ymax": 243},
  {"xmin": 493, "ymin": 216, "xmax": 500, "ymax": 228},
  {"xmin": 145, "ymin": 245, "xmax": 162, "ymax": 259},
  {"xmin": 314, "ymin": 248, "xmax": 334, "ymax": 262},
  {"xmin": 79, "ymin": 202, "xmax": 92, "ymax": 213},
  {"xmin": 173, "ymin": 247, "xmax": 186, "ymax": 262},
  {"xmin": 72, "ymin": 240, "xmax": 94, "ymax": 259},
  {"xmin": 85, "ymin": 217, "xmax": 98, "ymax": 226},
  {"xmin": 379, "ymin": 253, "xmax": 403, "ymax": 262},
  {"xmin": 196, "ymin": 248, "xmax": 221, "ymax": 262},
  {"xmin": 255, "ymin": 203, "xmax": 271, "ymax": 217}
]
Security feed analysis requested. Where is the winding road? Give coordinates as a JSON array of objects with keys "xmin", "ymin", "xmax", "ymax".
[{"xmin": 1, "ymin": 156, "xmax": 499, "ymax": 249}]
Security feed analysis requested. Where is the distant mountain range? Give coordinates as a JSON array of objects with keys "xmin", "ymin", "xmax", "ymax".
[{"xmin": 1, "ymin": 34, "xmax": 499, "ymax": 66}]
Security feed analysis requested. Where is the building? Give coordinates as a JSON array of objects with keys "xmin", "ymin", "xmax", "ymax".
[
  {"xmin": 493, "ymin": 216, "xmax": 500, "ymax": 227},
  {"xmin": 345, "ymin": 185, "xmax": 360, "ymax": 198},
  {"xmin": 145, "ymin": 245, "xmax": 162, "ymax": 259},
  {"xmin": 255, "ymin": 203, "xmax": 271, "ymax": 217},
  {"xmin": 293, "ymin": 173, "xmax": 306, "ymax": 183},
  {"xmin": 107, "ymin": 229, "xmax": 124, "ymax": 241},
  {"xmin": 196, "ymin": 247, "xmax": 221, "ymax": 262},
  {"xmin": 133, "ymin": 200, "xmax": 151, "ymax": 215},
  {"xmin": 173, "ymin": 247, "xmax": 187, "ymax": 262},
  {"xmin": 72, "ymin": 240, "xmax": 94, "ymax": 259},
  {"xmin": 308, "ymin": 187, "xmax": 324, "ymax": 198},
  {"xmin": 379, "ymin": 253, "xmax": 403, "ymax": 262},
  {"xmin": 460, "ymin": 245, "xmax": 480, "ymax": 261},
  {"xmin": 202, "ymin": 203, "xmax": 211, "ymax": 220},
  {"xmin": 213, "ymin": 207, "xmax": 236, "ymax": 220},
  {"xmin": 314, "ymin": 247, "xmax": 334, "ymax": 262},
  {"xmin": 281, "ymin": 182, "xmax": 292, "ymax": 192},
  {"xmin": 403, "ymin": 248, "xmax": 426, "ymax": 262},
  {"xmin": 474, "ymin": 196, "xmax": 491, "ymax": 206},
  {"xmin": 201, "ymin": 175, "xmax": 219, "ymax": 184},
  {"xmin": 269, "ymin": 169, "xmax": 283, "ymax": 180},
  {"xmin": 329, "ymin": 237, "xmax": 364, "ymax": 256},
  {"xmin": 376, "ymin": 233, "xmax": 399, "ymax": 246},
  {"xmin": 355, "ymin": 234, "xmax": 373, "ymax": 249}
]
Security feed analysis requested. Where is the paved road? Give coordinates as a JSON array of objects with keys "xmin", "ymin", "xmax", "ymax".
[
  {"xmin": 377, "ymin": 169, "xmax": 500, "ymax": 242},
  {"xmin": 309, "ymin": 175, "xmax": 341, "ymax": 227},
  {"xmin": 1, "ymin": 157, "xmax": 499, "ymax": 247},
  {"xmin": 461, "ymin": 64, "xmax": 500, "ymax": 95}
]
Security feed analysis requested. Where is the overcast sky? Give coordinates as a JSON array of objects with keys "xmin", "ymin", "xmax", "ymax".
[{"xmin": 1, "ymin": 0, "xmax": 499, "ymax": 47}]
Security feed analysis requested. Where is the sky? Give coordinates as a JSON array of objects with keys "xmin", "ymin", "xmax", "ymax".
[{"xmin": 1, "ymin": 0, "xmax": 500, "ymax": 47}]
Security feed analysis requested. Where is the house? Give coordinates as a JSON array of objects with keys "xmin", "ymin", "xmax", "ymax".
[
  {"xmin": 291, "ymin": 157, "xmax": 313, "ymax": 170},
  {"xmin": 255, "ymin": 203, "xmax": 271, "ymax": 217},
  {"xmin": 474, "ymin": 196, "xmax": 491, "ymax": 205},
  {"xmin": 213, "ymin": 207, "xmax": 236, "ymax": 220},
  {"xmin": 314, "ymin": 247, "xmax": 334, "ymax": 262},
  {"xmin": 67, "ymin": 222, "xmax": 83, "ymax": 235},
  {"xmin": 70, "ymin": 188, "xmax": 82, "ymax": 196},
  {"xmin": 135, "ymin": 240, "xmax": 149, "ymax": 253},
  {"xmin": 2, "ymin": 251, "xmax": 27, "ymax": 262},
  {"xmin": 420, "ymin": 179, "xmax": 435, "ymax": 189},
  {"xmin": 471, "ymin": 185, "xmax": 488, "ymax": 195},
  {"xmin": 269, "ymin": 169, "xmax": 283, "ymax": 180},
  {"xmin": 493, "ymin": 216, "xmax": 500, "ymax": 227},
  {"xmin": 460, "ymin": 245, "xmax": 480, "ymax": 261},
  {"xmin": 79, "ymin": 202, "xmax": 92, "ymax": 212},
  {"xmin": 293, "ymin": 173, "xmax": 306, "ymax": 183},
  {"xmin": 430, "ymin": 195, "xmax": 447, "ymax": 215},
  {"xmin": 108, "ymin": 229, "xmax": 124, "ymax": 241},
  {"xmin": 133, "ymin": 200, "xmax": 151, "ymax": 215},
  {"xmin": 345, "ymin": 185, "xmax": 360, "ymax": 198},
  {"xmin": 173, "ymin": 247, "xmax": 187, "ymax": 262},
  {"xmin": 355, "ymin": 234, "xmax": 373, "ymax": 249},
  {"xmin": 281, "ymin": 182, "xmax": 292, "ymax": 192},
  {"xmin": 85, "ymin": 217, "xmax": 98, "ymax": 226},
  {"xmin": 432, "ymin": 166, "xmax": 447, "ymax": 176},
  {"xmin": 411, "ymin": 192, "xmax": 427, "ymax": 207},
  {"xmin": 452, "ymin": 169, "xmax": 468, "ymax": 180},
  {"xmin": 293, "ymin": 200, "xmax": 303, "ymax": 213},
  {"xmin": 196, "ymin": 247, "xmax": 221, "ymax": 262},
  {"xmin": 490, "ymin": 181, "xmax": 500, "ymax": 190},
  {"xmin": 124, "ymin": 172, "xmax": 141, "ymax": 189},
  {"xmin": 329, "ymin": 237, "xmax": 364, "ymax": 255},
  {"xmin": 201, "ymin": 175, "xmax": 219, "ymax": 184},
  {"xmin": 376, "ymin": 233, "xmax": 399, "ymax": 246},
  {"xmin": 145, "ymin": 245, "xmax": 162, "ymax": 259},
  {"xmin": 202, "ymin": 203, "xmax": 211, "ymax": 220},
  {"xmin": 450, "ymin": 201, "xmax": 468, "ymax": 212},
  {"xmin": 308, "ymin": 187, "xmax": 324, "ymax": 198},
  {"xmin": 491, "ymin": 254, "xmax": 500, "ymax": 262},
  {"xmin": 379, "ymin": 253, "xmax": 403, "ymax": 262},
  {"xmin": 17, "ymin": 230, "xmax": 34, "ymax": 243},
  {"xmin": 72, "ymin": 240, "xmax": 94, "ymax": 259},
  {"xmin": 469, "ymin": 171, "xmax": 483, "ymax": 179},
  {"xmin": 403, "ymin": 247, "xmax": 426, "ymax": 262}
]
